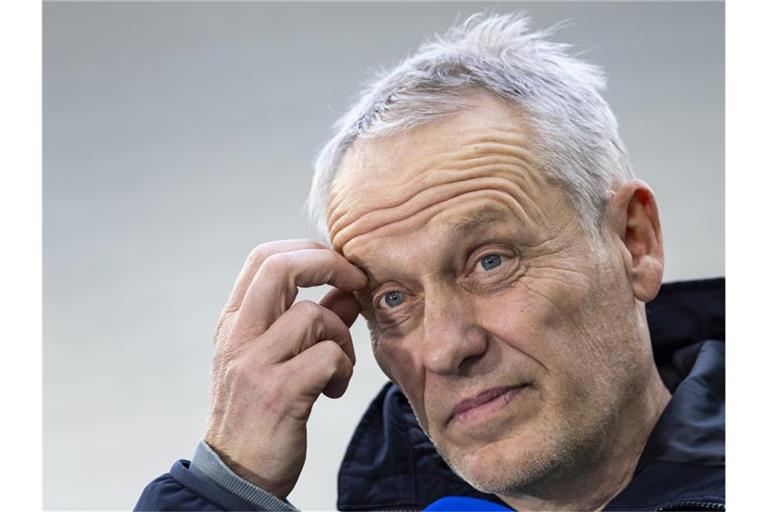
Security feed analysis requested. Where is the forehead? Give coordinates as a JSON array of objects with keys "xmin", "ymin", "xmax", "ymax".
[{"xmin": 326, "ymin": 91, "xmax": 560, "ymax": 259}]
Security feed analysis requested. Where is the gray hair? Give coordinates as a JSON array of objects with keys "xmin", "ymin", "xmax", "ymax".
[{"xmin": 307, "ymin": 12, "xmax": 634, "ymax": 240}]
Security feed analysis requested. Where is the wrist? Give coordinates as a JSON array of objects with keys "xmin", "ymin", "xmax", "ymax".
[
  {"xmin": 192, "ymin": 440, "xmax": 298, "ymax": 510},
  {"xmin": 203, "ymin": 436, "xmax": 294, "ymax": 500}
]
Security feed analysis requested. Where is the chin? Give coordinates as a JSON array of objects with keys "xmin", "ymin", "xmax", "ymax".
[{"xmin": 439, "ymin": 431, "xmax": 564, "ymax": 496}]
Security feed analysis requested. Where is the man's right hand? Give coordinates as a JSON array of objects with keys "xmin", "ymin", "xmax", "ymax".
[{"xmin": 203, "ymin": 240, "xmax": 368, "ymax": 500}]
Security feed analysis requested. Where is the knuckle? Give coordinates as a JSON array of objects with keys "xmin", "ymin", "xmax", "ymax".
[
  {"xmin": 321, "ymin": 340, "xmax": 347, "ymax": 366},
  {"xmin": 325, "ymin": 348, "xmax": 353, "ymax": 383},
  {"xmin": 297, "ymin": 300, "xmax": 323, "ymax": 320},
  {"xmin": 246, "ymin": 242, "xmax": 288, "ymax": 271},
  {"xmin": 247, "ymin": 244, "xmax": 268, "ymax": 266},
  {"xmin": 260, "ymin": 253, "xmax": 291, "ymax": 275}
]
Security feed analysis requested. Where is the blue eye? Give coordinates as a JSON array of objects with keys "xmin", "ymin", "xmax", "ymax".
[
  {"xmin": 479, "ymin": 254, "xmax": 502, "ymax": 271},
  {"xmin": 382, "ymin": 291, "xmax": 405, "ymax": 308}
]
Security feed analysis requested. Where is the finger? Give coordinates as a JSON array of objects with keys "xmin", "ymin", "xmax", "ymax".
[
  {"xmin": 319, "ymin": 288, "xmax": 362, "ymax": 328},
  {"xmin": 259, "ymin": 301, "xmax": 356, "ymax": 366},
  {"xmin": 224, "ymin": 240, "xmax": 327, "ymax": 312},
  {"xmin": 239, "ymin": 248, "xmax": 367, "ymax": 334},
  {"xmin": 282, "ymin": 340, "xmax": 354, "ymax": 402}
]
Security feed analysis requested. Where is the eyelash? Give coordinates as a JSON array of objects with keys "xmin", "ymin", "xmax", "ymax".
[{"xmin": 374, "ymin": 252, "xmax": 511, "ymax": 311}]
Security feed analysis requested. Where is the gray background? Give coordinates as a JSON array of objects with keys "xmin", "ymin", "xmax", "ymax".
[{"xmin": 43, "ymin": 2, "xmax": 724, "ymax": 509}]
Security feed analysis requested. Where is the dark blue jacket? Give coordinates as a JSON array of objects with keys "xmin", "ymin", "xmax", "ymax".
[{"xmin": 136, "ymin": 278, "xmax": 725, "ymax": 511}]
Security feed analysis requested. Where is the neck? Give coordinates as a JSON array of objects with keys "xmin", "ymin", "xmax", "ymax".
[{"xmin": 499, "ymin": 369, "xmax": 671, "ymax": 512}]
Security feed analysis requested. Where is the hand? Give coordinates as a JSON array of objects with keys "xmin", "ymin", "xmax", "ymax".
[{"xmin": 203, "ymin": 240, "xmax": 367, "ymax": 499}]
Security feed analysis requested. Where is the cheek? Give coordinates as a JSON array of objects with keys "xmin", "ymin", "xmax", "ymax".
[
  {"xmin": 373, "ymin": 337, "xmax": 428, "ymax": 416},
  {"xmin": 477, "ymin": 276, "xmax": 595, "ymax": 385},
  {"xmin": 478, "ymin": 279, "xmax": 571, "ymax": 351}
]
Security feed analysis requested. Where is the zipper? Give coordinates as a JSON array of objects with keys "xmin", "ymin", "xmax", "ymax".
[{"xmin": 656, "ymin": 501, "xmax": 725, "ymax": 511}]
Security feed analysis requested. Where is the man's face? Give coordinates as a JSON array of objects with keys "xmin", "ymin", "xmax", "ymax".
[{"xmin": 326, "ymin": 91, "xmax": 650, "ymax": 494}]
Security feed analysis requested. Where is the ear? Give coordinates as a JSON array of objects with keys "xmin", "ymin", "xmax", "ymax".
[{"xmin": 604, "ymin": 180, "xmax": 664, "ymax": 302}]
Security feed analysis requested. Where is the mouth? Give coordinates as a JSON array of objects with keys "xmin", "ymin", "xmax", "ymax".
[{"xmin": 448, "ymin": 384, "xmax": 530, "ymax": 426}]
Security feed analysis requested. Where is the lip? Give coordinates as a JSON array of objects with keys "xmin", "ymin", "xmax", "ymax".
[{"xmin": 449, "ymin": 384, "xmax": 529, "ymax": 425}]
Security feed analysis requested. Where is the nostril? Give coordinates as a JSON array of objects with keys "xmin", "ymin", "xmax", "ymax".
[{"xmin": 458, "ymin": 353, "xmax": 486, "ymax": 375}]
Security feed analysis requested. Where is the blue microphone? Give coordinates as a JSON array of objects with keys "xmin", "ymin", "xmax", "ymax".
[{"xmin": 423, "ymin": 496, "xmax": 514, "ymax": 511}]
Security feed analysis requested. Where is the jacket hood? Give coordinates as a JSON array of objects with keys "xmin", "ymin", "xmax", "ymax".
[{"xmin": 337, "ymin": 278, "xmax": 725, "ymax": 511}]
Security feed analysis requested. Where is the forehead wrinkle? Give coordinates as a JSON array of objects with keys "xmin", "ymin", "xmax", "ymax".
[
  {"xmin": 328, "ymin": 155, "xmax": 533, "ymax": 239},
  {"xmin": 333, "ymin": 177, "xmax": 529, "ymax": 251},
  {"xmin": 338, "ymin": 187, "xmax": 530, "ymax": 258},
  {"xmin": 327, "ymin": 143, "xmax": 459, "ymax": 229},
  {"xmin": 440, "ymin": 138, "xmax": 540, "ymax": 171},
  {"xmin": 329, "ymin": 157, "xmax": 544, "ymax": 250},
  {"xmin": 427, "ymin": 157, "xmax": 548, "ymax": 223},
  {"xmin": 326, "ymin": 128, "xmax": 538, "ymax": 229}
]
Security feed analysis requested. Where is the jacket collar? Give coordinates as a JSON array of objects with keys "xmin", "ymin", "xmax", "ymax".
[{"xmin": 604, "ymin": 338, "xmax": 724, "ymax": 511}]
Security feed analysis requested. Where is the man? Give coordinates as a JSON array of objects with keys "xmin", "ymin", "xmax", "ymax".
[{"xmin": 136, "ymin": 13, "xmax": 724, "ymax": 511}]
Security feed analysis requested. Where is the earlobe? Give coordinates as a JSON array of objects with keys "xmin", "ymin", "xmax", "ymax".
[{"xmin": 606, "ymin": 180, "xmax": 665, "ymax": 302}]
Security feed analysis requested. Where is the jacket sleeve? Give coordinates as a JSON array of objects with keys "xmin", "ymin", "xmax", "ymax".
[{"xmin": 134, "ymin": 460, "xmax": 269, "ymax": 511}]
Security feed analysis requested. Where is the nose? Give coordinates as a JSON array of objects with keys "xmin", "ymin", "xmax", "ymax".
[{"xmin": 420, "ymin": 289, "xmax": 488, "ymax": 375}]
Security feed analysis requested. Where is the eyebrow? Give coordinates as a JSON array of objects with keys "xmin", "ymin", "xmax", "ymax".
[{"xmin": 446, "ymin": 205, "xmax": 511, "ymax": 235}]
